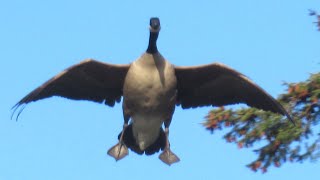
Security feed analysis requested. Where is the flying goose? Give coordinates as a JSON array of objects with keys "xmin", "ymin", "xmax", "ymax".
[{"xmin": 13, "ymin": 17, "xmax": 293, "ymax": 165}]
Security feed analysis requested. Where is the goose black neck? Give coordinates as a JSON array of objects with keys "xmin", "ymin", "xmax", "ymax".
[{"xmin": 146, "ymin": 31, "xmax": 159, "ymax": 54}]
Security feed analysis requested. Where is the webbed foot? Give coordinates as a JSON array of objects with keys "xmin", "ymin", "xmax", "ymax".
[
  {"xmin": 159, "ymin": 148, "xmax": 180, "ymax": 166},
  {"xmin": 107, "ymin": 143, "xmax": 128, "ymax": 161}
]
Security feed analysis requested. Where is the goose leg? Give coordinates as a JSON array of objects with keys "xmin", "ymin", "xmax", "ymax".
[
  {"xmin": 159, "ymin": 126, "xmax": 180, "ymax": 165},
  {"xmin": 107, "ymin": 114, "xmax": 129, "ymax": 161}
]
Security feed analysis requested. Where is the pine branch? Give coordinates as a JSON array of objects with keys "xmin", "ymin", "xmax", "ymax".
[
  {"xmin": 309, "ymin": 9, "xmax": 320, "ymax": 31},
  {"xmin": 203, "ymin": 73, "xmax": 320, "ymax": 173}
]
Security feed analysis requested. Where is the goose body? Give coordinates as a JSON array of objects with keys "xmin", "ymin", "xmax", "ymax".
[
  {"xmin": 13, "ymin": 17, "xmax": 294, "ymax": 165},
  {"xmin": 123, "ymin": 53, "xmax": 177, "ymax": 151}
]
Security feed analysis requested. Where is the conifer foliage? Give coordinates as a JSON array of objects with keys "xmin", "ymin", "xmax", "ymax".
[
  {"xmin": 203, "ymin": 73, "xmax": 320, "ymax": 172},
  {"xmin": 309, "ymin": 10, "xmax": 320, "ymax": 31}
]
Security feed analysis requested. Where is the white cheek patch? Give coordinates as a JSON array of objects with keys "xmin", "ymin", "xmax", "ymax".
[{"xmin": 149, "ymin": 26, "xmax": 161, "ymax": 33}]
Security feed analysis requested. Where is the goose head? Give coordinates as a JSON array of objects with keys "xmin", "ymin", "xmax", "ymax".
[
  {"xmin": 149, "ymin": 17, "xmax": 161, "ymax": 32},
  {"xmin": 147, "ymin": 17, "xmax": 161, "ymax": 54}
]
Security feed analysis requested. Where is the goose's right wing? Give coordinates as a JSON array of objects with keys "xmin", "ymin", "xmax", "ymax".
[{"xmin": 13, "ymin": 59, "xmax": 130, "ymax": 118}]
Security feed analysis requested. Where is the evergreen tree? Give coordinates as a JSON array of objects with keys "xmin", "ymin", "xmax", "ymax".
[
  {"xmin": 309, "ymin": 10, "xmax": 320, "ymax": 31},
  {"xmin": 203, "ymin": 72, "xmax": 320, "ymax": 173}
]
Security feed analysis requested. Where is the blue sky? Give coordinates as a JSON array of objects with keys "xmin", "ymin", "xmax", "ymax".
[{"xmin": 1, "ymin": 0, "xmax": 319, "ymax": 179}]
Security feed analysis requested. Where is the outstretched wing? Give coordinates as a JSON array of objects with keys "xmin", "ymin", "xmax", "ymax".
[
  {"xmin": 174, "ymin": 63, "xmax": 293, "ymax": 123},
  {"xmin": 13, "ymin": 59, "xmax": 130, "ymax": 119}
]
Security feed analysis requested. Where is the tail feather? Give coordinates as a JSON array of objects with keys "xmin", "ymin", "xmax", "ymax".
[{"xmin": 118, "ymin": 124, "xmax": 166, "ymax": 155}]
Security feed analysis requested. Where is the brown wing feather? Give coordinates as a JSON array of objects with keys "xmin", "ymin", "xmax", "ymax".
[
  {"xmin": 12, "ymin": 59, "xmax": 130, "ymax": 119},
  {"xmin": 174, "ymin": 63, "xmax": 293, "ymax": 123}
]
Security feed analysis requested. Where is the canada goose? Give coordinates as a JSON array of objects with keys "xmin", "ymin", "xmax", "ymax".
[{"xmin": 12, "ymin": 17, "xmax": 293, "ymax": 166}]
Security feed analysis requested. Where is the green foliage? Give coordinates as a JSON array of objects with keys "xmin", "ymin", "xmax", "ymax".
[
  {"xmin": 309, "ymin": 10, "xmax": 320, "ymax": 31},
  {"xmin": 203, "ymin": 73, "xmax": 320, "ymax": 173}
]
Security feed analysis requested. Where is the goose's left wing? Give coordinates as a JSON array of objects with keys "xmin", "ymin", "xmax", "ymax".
[{"xmin": 174, "ymin": 63, "xmax": 293, "ymax": 123}]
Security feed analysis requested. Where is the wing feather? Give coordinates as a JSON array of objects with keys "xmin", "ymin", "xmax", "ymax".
[
  {"xmin": 174, "ymin": 63, "xmax": 294, "ymax": 123},
  {"xmin": 12, "ymin": 59, "xmax": 130, "ymax": 119}
]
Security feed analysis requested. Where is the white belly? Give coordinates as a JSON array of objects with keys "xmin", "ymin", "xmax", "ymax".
[{"xmin": 131, "ymin": 113, "xmax": 163, "ymax": 150}]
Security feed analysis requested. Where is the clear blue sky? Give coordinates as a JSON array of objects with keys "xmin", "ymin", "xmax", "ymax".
[{"xmin": 1, "ymin": 0, "xmax": 319, "ymax": 179}]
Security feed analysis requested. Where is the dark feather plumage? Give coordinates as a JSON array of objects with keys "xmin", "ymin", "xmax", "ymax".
[
  {"xmin": 12, "ymin": 59, "xmax": 130, "ymax": 120},
  {"xmin": 174, "ymin": 63, "xmax": 294, "ymax": 124}
]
